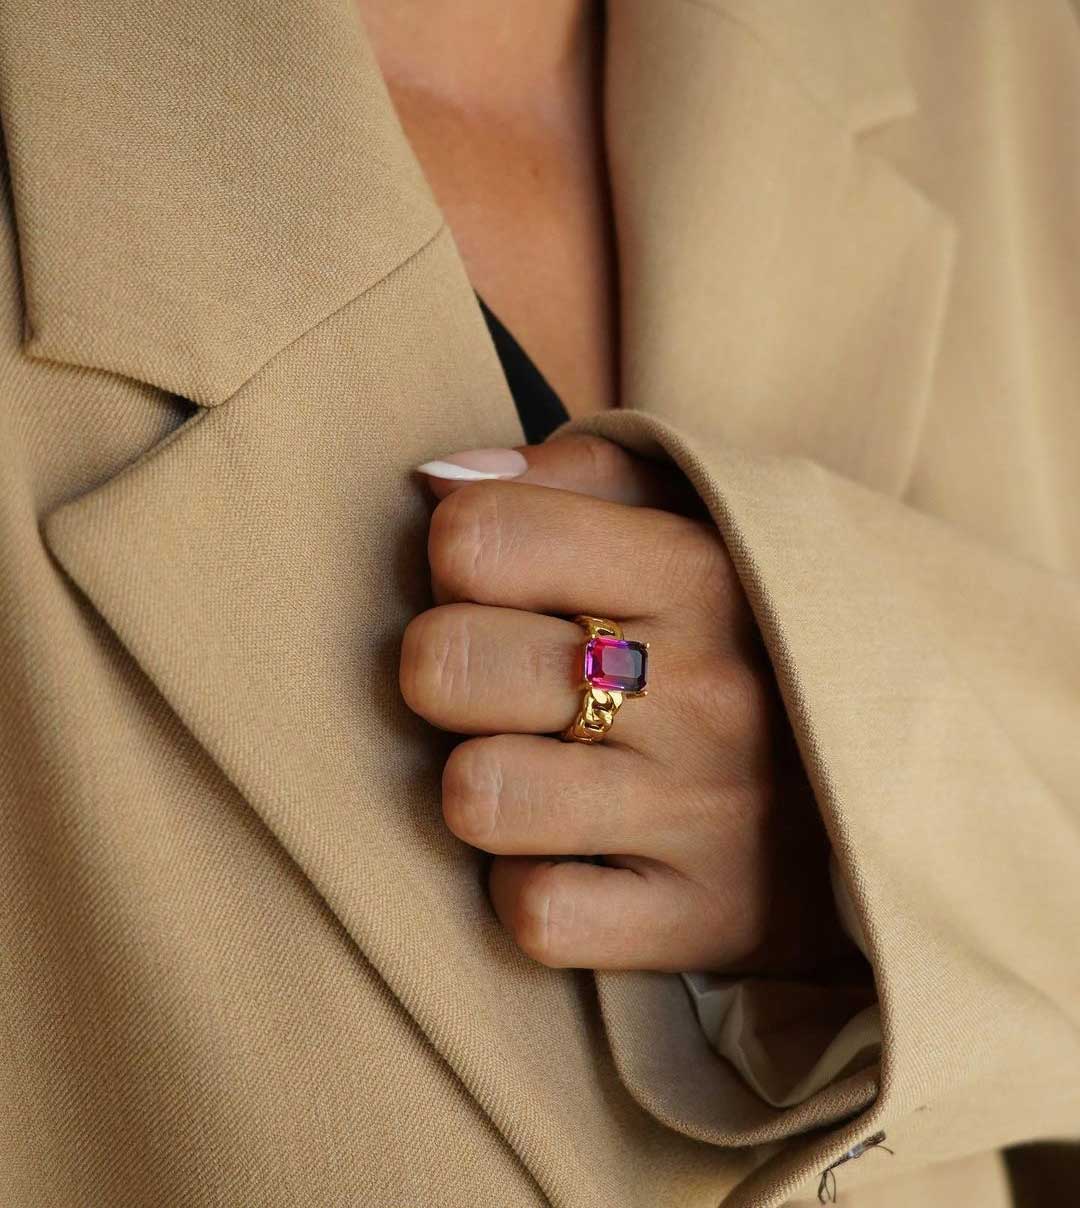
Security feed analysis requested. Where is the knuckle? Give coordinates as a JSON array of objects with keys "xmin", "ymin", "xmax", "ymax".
[
  {"xmin": 509, "ymin": 863, "xmax": 572, "ymax": 967},
  {"xmin": 575, "ymin": 434, "xmax": 631, "ymax": 486},
  {"xmin": 663, "ymin": 517, "xmax": 740, "ymax": 601},
  {"xmin": 428, "ymin": 482, "xmax": 503, "ymax": 600},
  {"xmin": 399, "ymin": 605, "xmax": 473, "ymax": 718},
  {"xmin": 682, "ymin": 657, "xmax": 771, "ymax": 742},
  {"xmin": 678, "ymin": 865, "xmax": 764, "ymax": 967},
  {"xmin": 726, "ymin": 664, "xmax": 777, "ymax": 753},
  {"xmin": 442, "ymin": 740, "xmax": 502, "ymax": 846},
  {"xmin": 720, "ymin": 661, "xmax": 771, "ymax": 727}
]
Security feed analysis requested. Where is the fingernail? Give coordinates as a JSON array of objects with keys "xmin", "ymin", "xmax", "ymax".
[{"xmin": 416, "ymin": 448, "xmax": 528, "ymax": 481}]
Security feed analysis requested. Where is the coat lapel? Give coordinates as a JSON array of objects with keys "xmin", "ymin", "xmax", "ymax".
[
  {"xmin": 21, "ymin": 0, "xmax": 956, "ymax": 1190},
  {"xmin": 0, "ymin": 0, "xmax": 441, "ymax": 404},
  {"xmin": 604, "ymin": 0, "xmax": 955, "ymax": 498}
]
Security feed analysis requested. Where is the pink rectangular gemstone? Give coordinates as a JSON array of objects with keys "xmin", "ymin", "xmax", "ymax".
[{"xmin": 584, "ymin": 636, "xmax": 648, "ymax": 693}]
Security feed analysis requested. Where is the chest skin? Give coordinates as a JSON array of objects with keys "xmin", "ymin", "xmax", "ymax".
[{"xmin": 367, "ymin": 13, "xmax": 620, "ymax": 421}]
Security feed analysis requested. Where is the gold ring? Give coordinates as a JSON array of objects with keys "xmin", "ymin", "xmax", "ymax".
[{"xmin": 561, "ymin": 616, "xmax": 649, "ymax": 743}]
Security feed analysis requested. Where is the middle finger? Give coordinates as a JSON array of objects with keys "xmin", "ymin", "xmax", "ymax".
[{"xmin": 427, "ymin": 480, "xmax": 738, "ymax": 622}]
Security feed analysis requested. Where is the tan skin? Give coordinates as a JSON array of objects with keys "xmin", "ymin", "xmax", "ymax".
[
  {"xmin": 360, "ymin": 0, "xmax": 617, "ymax": 416},
  {"xmin": 361, "ymin": 0, "xmax": 860, "ymax": 975}
]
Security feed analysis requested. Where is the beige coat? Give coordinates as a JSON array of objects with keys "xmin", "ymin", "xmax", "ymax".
[{"xmin": 1, "ymin": 1, "xmax": 1078, "ymax": 1204}]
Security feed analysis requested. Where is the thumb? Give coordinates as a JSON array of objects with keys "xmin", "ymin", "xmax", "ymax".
[{"xmin": 416, "ymin": 434, "xmax": 699, "ymax": 512}]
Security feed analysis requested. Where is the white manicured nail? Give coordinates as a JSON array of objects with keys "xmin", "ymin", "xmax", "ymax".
[{"xmin": 416, "ymin": 448, "xmax": 528, "ymax": 481}]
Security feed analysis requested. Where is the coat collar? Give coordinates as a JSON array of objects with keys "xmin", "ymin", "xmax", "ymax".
[
  {"xmin": 702, "ymin": 0, "xmax": 916, "ymax": 134},
  {"xmin": 1, "ymin": 0, "xmax": 442, "ymax": 405},
  {"xmin": 25, "ymin": 0, "xmax": 952, "ymax": 1195},
  {"xmin": 605, "ymin": 0, "xmax": 954, "ymax": 497}
]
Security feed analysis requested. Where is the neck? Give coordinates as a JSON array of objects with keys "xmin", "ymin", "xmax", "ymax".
[{"xmin": 356, "ymin": 0, "xmax": 598, "ymax": 106}]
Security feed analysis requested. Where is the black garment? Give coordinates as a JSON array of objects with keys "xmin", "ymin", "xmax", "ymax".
[{"xmin": 476, "ymin": 293, "xmax": 570, "ymax": 443}]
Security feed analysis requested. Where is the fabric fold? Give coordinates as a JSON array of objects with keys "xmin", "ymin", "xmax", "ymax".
[{"xmin": 569, "ymin": 405, "xmax": 1080, "ymax": 1204}]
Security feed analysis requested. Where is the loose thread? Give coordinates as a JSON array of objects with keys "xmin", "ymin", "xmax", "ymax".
[{"xmin": 816, "ymin": 1132, "xmax": 894, "ymax": 1203}]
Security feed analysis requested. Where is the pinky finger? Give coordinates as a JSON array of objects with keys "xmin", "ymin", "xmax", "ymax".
[{"xmin": 487, "ymin": 854, "xmax": 701, "ymax": 972}]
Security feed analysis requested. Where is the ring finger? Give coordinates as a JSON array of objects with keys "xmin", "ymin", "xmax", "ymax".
[{"xmin": 400, "ymin": 602, "xmax": 654, "ymax": 746}]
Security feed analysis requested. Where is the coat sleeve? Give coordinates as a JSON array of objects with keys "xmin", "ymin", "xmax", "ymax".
[{"xmin": 568, "ymin": 407, "xmax": 1080, "ymax": 1161}]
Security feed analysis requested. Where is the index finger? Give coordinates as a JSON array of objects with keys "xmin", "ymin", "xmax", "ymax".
[{"xmin": 420, "ymin": 435, "xmax": 704, "ymax": 514}]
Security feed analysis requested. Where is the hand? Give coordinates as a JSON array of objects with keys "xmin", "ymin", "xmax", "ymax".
[{"xmin": 400, "ymin": 436, "xmax": 857, "ymax": 975}]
